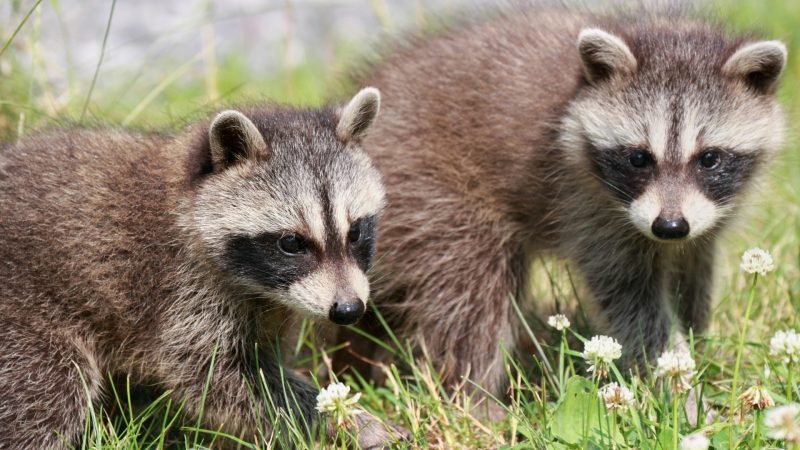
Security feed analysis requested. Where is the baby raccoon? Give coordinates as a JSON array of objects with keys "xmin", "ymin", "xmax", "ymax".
[
  {"xmin": 343, "ymin": 7, "xmax": 788, "ymax": 400},
  {"xmin": 0, "ymin": 88, "xmax": 396, "ymax": 448}
]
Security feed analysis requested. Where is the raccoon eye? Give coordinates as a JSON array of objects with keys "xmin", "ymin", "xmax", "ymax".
[
  {"xmin": 699, "ymin": 149, "xmax": 722, "ymax": 169},
  {"xmin": 628, "ymin": 149, "xmax": 652, "ymax": 169},
  {"xmin": 348, "ymin": 220, "xmax": 362, "ymax": 243},
  {"xmin": 278, "ymin": 234, "xmax": 307, "ymax": 255}
]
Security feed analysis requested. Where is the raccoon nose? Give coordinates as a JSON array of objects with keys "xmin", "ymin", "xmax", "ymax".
[
  {"xmin": 329, "ymin": 299, "xmax": 365, "ymax": 325},
  {"xmin": 651, "ymin": 216, "xmax": 690, "ymax": 240}
]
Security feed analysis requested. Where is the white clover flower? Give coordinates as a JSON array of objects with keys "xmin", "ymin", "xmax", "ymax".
[
  {"xmin": 598, "ymin": 382, "xmax": 635, "ymax": 412},
  {"xmin": 679, "ymin": 432, "xmax": 710, "ymax": 450},
  {"xmin": 582, "ymin": 335, "xmax": 622, "ymax": 378},
  {"xmin": 770, "ymin": 329, "xmax": 800, "ymax": 365},
  {"xmin": 316, "ymin": 382, "xmax": 362, "ymax": 425},
  {"xmin": 764, "ymin": 403, "xmax": 800, "ymax": 443},
  {"xmin": 740, "ymin": 247, "xmax": 775, "ymax": 275},
  {"xmin": 548, "ymin": 314, "xmax": 571, "ymax": 331},
  {"xmin": 740, "ymin": 384, "xmax": 775, "ymax": 411},
  {"xmin": 656, "ymin": 349, "xmax": 696, "ymax": 394}
]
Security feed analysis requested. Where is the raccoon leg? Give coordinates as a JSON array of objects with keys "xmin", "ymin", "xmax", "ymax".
[
  {"xmin": 247, "ymin": 348, "xmax": 320, "ymax": 429},
  {"xmin": 395, "ymin": 241, "xmax": 523, "ymax": 401},
  {"xmin": 248, "ymin": 352, "xmax": 408, "ymax": 447},
  {"xmin": 669, "ymin": 244, "xmax": 717, "ymax": 426},
  {"xmin": 574, "ymin": 241, "xmax": 672, "ymax": 370},
  {"xmin": 163, "ymin": 348, "xmax": 320, "ymax": 441},
  {"xmin": 165, "ymin": 347, "xmax": 405, "ymax": 447},
  {"xmin": 672, "ymin": 240, "xmax": 716, "ymax": 333},
  {"xmin": 0, "ymin": 322, "xmax": 102, "ymax": 449}
]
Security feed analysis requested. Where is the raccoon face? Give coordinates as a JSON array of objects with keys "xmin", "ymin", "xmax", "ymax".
[
  {"xmin": 564, "ymin": 28, "xmax": 786, "ymax": 242},
  {"xmin": 192, "ymin": 88, "xmax": 385, "ymax": 325}
]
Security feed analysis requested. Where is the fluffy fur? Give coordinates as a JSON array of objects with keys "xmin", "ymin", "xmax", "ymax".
[
  {"xmin": 0, "ymin": 89, "xmax": 393, "ymax": 448},
  {"xmin": 341, "ymin": 5, "xmax": 787, "ymax": 399}
]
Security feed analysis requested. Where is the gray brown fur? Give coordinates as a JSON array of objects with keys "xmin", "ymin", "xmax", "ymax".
[
  {"xmin": 0, "ymin": 90, "xmax": 391, "ymax": 448},
  {"xmin": 344, "ymin": 5, "xmax": 786, "ymax": 398}
]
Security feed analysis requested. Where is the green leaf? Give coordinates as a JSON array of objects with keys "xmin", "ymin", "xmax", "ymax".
[
  {"xmin": 550, "ymin": 376, "xmax": 626, "ymax": 448},
  {"xmin": 657, "ymin": 425, "xmax": 674, "ymax": 450}
]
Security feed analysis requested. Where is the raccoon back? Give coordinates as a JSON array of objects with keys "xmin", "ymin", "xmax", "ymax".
[
  {"xmin": 363, "ymin": 9, "xmax": 587, "ymax": 220},
  {"xmin": 0, "ymin": 128, "xmax": 184, "ymax": 331}
]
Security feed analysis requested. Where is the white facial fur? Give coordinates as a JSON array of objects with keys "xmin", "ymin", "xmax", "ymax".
[
  {"xmin": 348, "ymin": 264, "xmax": 370, "ymax": 303},
  {"xmin": 628, "ymin": 189, "xmax": 660, "ymax": 239},
  {"xmin": 629, "ymin": 186, "xmax": 724, "ymax": 241},
  {"xmin": 190, "ymin": 162, "xmax": 383, "ymax": 320},
  {"xmin": 680, "ymin": 189, "xmax": 723, "ymax": 238},
  {"xmin": 331, "ymin": 151, "xmax": 387, "ymax": 240},
  {"xmin": 564, "ymin": 30, "xmax": 786, "ymax": 243},
  {"xmin": 187, "ymin": 90, "xmax": 385, "ymax": 321},
  {"xmin": 285, "ymin": 267, "xmax": 338, "ymax": 318},
  {"xmin": 281, "ymin": 263, "xmax": 370, "ymax": 320}
]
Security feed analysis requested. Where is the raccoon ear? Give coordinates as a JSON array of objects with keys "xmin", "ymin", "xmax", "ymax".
[
  {"xmin": 208, "ymin": 110, "xmax": 268, "ymax": 170},
  {"xmin": 577, "ymin": 28, "xmax": 637, "ymax": 85},
  {"xmin": 722, "ymin": 41, "xmax": 787, "ymax": 94},
  {"xmin": 336, "ymin": 87, "xmax": 381, "ymax": 142}
]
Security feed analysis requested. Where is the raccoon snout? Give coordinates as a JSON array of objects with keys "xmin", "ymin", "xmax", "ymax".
[
  {"xmin": 651, "ymin": 216, "xmax": 690, "ymax": 240},
  {"xmin": 328, "ymin": 299, "xmax": 365, "ymax": 325}
]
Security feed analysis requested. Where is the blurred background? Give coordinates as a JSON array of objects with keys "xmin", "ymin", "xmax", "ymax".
[
  {"xmin": 0, "ymin": 0, "xmax": 470, "ymax": 132},
  {"xmin": 0, "ymin": 0, "xmax": 798, "ymax": 130}
]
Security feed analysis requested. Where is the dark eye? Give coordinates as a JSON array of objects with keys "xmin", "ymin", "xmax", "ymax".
[
  {"xmin": 699, "ymin": 149, "xmax": 721, "ymax": 169},
  {"xmin": 629, "ymin": 149, "xmax": 652, "ymax": 169},
  {"xmin": 348, "ymin": 221, "xmax": 361, "ymax": 244},
  {"xmin": 277, "ymin": 234, "xmax": 306, "ymax": 255}
]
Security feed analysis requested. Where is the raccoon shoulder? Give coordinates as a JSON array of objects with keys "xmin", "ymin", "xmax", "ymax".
[{"xmin": 0, "ymin": 127, "xmax": 177, "ymax": 194}]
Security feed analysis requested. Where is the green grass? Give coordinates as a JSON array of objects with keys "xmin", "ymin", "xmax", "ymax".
[{"xmin": 1, "ymin": 0, "xmax": 799, "ymax": 449}]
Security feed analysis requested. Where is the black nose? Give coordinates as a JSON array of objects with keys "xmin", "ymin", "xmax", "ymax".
[
  {"xmin": 651, "ymin": 216, "xmax": 690, "ymax": 240},
  {"xmin": 328, "ymin": 300, "xmax": 365, "ymax": 325}
]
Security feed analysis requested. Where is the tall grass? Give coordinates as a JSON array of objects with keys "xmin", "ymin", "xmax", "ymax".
[{"xmin": 0, "ymin": 0, "xmax": 798, "ymax": 448}]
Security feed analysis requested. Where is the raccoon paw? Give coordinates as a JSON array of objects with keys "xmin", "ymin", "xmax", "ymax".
[
  {"xmin": 685, "ymin": 385, "xmax": 716, "ymax": 427},
  {"xmin": 469, "ymin": 400, "xmax": 507, "ymax": 422},
  {"xmin": 351, "ymin": 410, "xmax": 410, "ymax": 449}
]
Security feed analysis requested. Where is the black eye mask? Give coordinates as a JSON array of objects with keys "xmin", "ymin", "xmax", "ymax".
[
  {"xmin": 693, "ymin": 151, "xmax": 760, "ymax": 204},
  {"xmin": 588, "ymin": 146, "xmax": 655, "ymax": 203},
  {"xmin": 224, "ymin": 232, "xmax": 317, "ymax": 289},
  {"xmin": 349, "ymin": 215, "xmax": 377, "ymax": 272}
]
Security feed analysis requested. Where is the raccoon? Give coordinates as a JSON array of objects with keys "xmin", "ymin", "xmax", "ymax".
[
  {"xmin": 342, "ymin": 7, "xmax": 788, "ymax": 400},
  {"xmin": 0, "ymin": 88, "xmax": 398, "ymax": 448}
]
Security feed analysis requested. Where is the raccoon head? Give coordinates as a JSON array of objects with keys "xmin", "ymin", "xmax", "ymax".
[
  {"xmin": 563, "ymin": 27, "xmax": 786, "ymax": 242},
  {"xmin": 190, "ymin": 88, "xmax": 385, "ymax": 325}
]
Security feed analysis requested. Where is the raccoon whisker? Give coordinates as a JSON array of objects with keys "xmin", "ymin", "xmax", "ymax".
[
  {"xmin": 276, "ymin": 314, "xmax": 300, "ymax": 337},
  {"xmin": 367, "ymin": 269, "xmax": 394, "ymax": 285},
  {"xmin": 369, "ymin": 251, "xmax": 389, "ymax": 268},
  {"xmin": 232, "ymin": 291, "xmax": 273, "ymax": 303},
  {"xmin": 583, "ymin": 170, "xmax": 635, "ymax": 203}
]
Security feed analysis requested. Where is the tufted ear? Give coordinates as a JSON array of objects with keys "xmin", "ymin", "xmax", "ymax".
[
  {"xmin": 336, "ymin": 87, "xmax": 381, "ymax": 142},
  {"xmin": 722, "ymin": 41, "xmax": 787, "ymax": 94},
  {"xmin": 577, "ymin": 28, "xmax": 637, "ymax": 85},
  {"xmin": 208, "ymin": 110, "xmax": 268, "ymax": 170}
]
